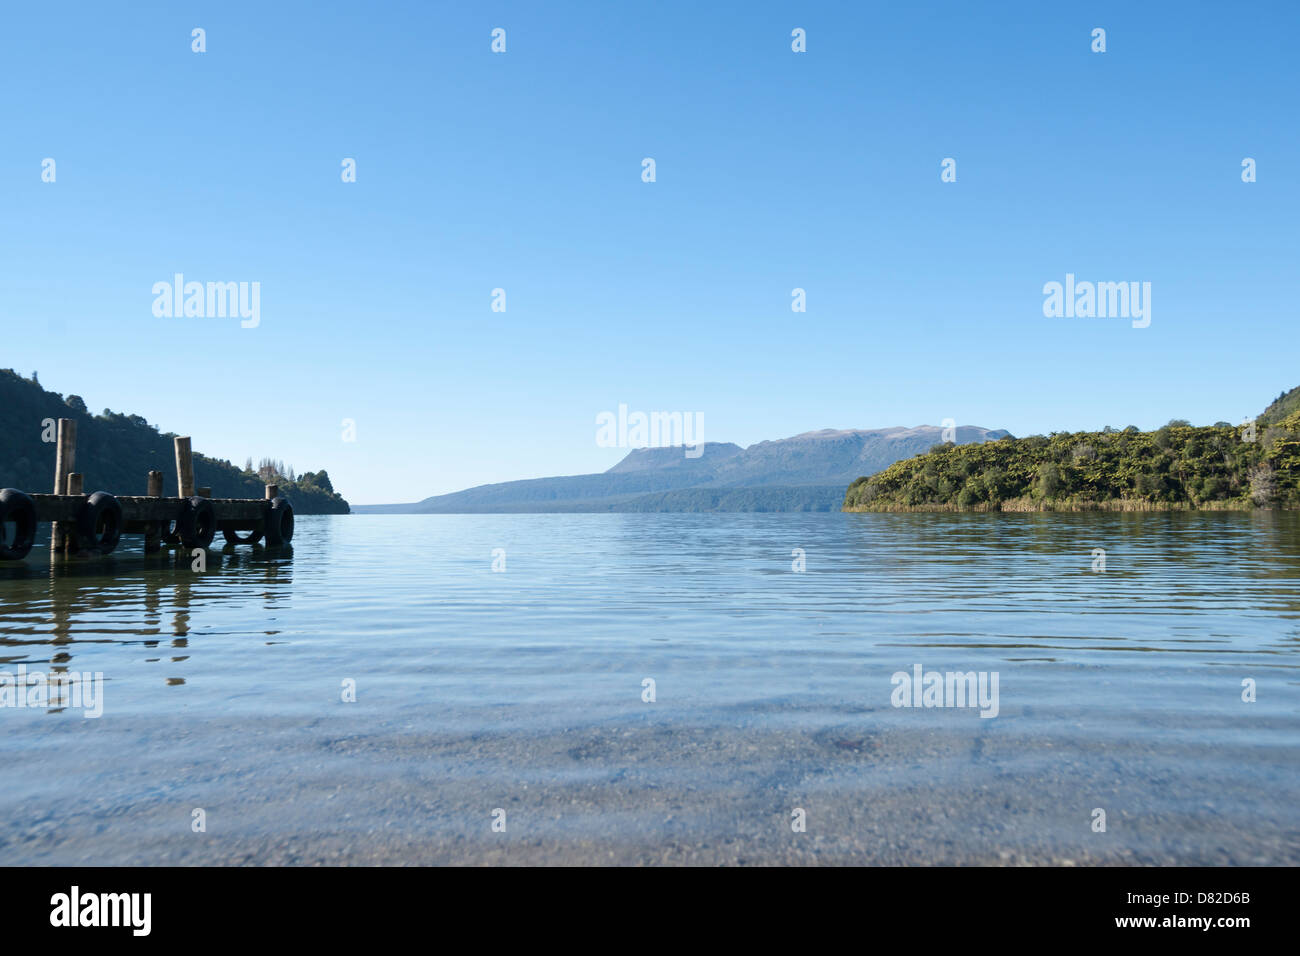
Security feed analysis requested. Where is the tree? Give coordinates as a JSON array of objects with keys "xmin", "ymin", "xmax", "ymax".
[
  {"xmin": 65, "ymin": 394, "xmax": 88, "ymax": 414},
  {"xmin": 1249, "ymin": 464, "xmax": 1278, "ymax": 506},
  {"xmin": 983, "ymin": 467, "xmax": 1007, "ymax": 502},
  {"xmin": 300, "ymin": 470, "xmax": 335, "ymax": 493},
  {"xmin": 1035, "ymin": 462, "xmax": 1063, "ymax": 499},
  {"xmin": 845, "ymin": 405, "xmax": 1300, "ymax": 512}
]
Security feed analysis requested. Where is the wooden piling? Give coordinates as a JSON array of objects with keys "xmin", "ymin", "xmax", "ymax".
[
  {"xmin": 64, "ymin": 473, "xmax": 84, "ymax": 554},
  {"xmin": 145, "ymin": 470, "xmax": 164, "ymax": 553},
  {"xmin": 265, "ymin": 484, "xmax": 278, "ymax": 500},
  {"xmin": 51, "ymin": 418, "xmax": 77, "ymax": 554},
  {"xmin": 175, "ymin": 436, "xmax": 195, "ymax": 499}
]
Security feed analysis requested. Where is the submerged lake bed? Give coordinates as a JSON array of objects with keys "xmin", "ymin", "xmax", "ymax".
[{"xmin": 1, "ymin": 512, "xmax": 1297, "ymax": 865}]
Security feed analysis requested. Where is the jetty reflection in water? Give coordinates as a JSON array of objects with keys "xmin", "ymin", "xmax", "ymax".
[{"xmin": 0, "ymin": 538, "xmax": 294, "ymax": 682}]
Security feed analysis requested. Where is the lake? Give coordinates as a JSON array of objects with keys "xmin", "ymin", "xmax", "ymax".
[{"xmin": 1, "ymin": 512, "xmax": 1297, "ymax": 865}]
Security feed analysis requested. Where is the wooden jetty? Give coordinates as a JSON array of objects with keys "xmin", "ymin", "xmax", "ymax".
[{"xmin": 0, "ymin": 418, "xmax": 293, "ymax": 561}]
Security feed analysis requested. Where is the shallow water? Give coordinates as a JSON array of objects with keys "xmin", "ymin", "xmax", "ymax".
[{"xmin": 1, "ymin": 512, "xmax": 1297, "ymax": 865}]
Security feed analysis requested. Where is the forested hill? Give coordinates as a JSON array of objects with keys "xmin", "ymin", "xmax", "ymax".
[
  {"xmin": 843, "ymin": 386, "xmax": 1300, "ymax": 512},
  {"xmin": 0, "ymin": 369, "xmax": 350, "ymax": 514}
]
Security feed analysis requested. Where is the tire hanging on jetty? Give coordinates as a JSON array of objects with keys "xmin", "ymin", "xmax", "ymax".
[
  {"xmin": 222, "ymin": 526, "xmax": 263, "ymax": 545},
  {"xmin": 159, "ymin": 518, "xmax": 180, "ymax": 546},
  {"xmin": 0, "ymin": 489, "xmax": 38, "ymax": 561},
  {"xmin": 264, "ymin": 496, "xmax": 294, "ymax": 546},
  {"xmin": 74, "ymin": 492, "xmax": 123, "ymax": 554},
  {"xmin": 177, "ymin": 496, "xmax": 217, "ymax": 549}
]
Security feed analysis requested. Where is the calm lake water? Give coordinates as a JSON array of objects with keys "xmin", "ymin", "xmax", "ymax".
[{"xmin": 2, "ymin": 512, "xmax": 1297, "ymax": 865}]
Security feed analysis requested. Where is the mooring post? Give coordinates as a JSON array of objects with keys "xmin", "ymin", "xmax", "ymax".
[
  {"xmin": 145, "ymin": 470, "xmax": 164, "ymax": 553},
  {"xmin": 263, "ymin": 485, "xmax": 278, "ymax": 538},
  {"xmin": 51, "ymin": 418, "xmax": 77, "ymax": 554},
  {"xmin": 65, "ymin": 473, "xmax": 84, "ymax": 555},
  {"xmin": 175, "ymin": 436, "xmax": 195, "ymax": 499}
]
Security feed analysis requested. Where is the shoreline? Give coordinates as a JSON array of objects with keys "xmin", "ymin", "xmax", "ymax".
[{"xmin": 843, "ymin": 498, "xmax": 1293, "ymax": 513}]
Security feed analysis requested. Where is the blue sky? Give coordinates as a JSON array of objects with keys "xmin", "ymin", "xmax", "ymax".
[{"xmin": 2, "ymin": 1, "xmax": 1296, "ymax": 504}]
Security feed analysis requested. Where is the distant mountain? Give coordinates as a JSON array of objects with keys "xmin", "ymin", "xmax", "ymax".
[
  {"xmin": 606, "ymin": 443, "xmax": 744, "ymax": 473},
  {"xmin": 357, "ymin": 425, "xmax": 1011, "ymax": 513},
  {"xmin": 0, "ymin": 369, "xmax": 350, "ymax": 514}
]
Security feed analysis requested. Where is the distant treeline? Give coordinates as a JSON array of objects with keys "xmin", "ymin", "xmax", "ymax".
[
  {"xmin": 0, "ymin": 369, "xmax": 350, "ymax": 514},
  {"xmin": 844, "ymin": 386, "xmax": 1300, "ymax": 512}
]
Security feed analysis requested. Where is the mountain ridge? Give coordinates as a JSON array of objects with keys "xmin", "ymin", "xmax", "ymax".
[{"xmin": 356, "ymin": 424, "xmax": 1011, "ymax": 513}]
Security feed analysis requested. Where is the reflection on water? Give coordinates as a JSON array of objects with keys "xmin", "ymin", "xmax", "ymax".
[
  {"xmin": 2, "ymin": 511, "xmax": 1298, "ymax": 720},
  {"xmin": 0, "ymin": 536, "xmax": 294, "ymax": 679},
  {"xmin": 0, "ymin": 512, "xmax": 1298, "ymax": 865},
  {"xmin": 1, "ymin": 511, "xmax": 1298, "ymax": 713}
]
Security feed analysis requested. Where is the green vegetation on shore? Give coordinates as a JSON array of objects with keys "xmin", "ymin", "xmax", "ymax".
[
  {"xmin": 844, "ymin": 387, "xmax": 1300, "ymax": 512},
  {"xmin": 1, "ymin": 368, "xmax": 350, "ymax": 514}
]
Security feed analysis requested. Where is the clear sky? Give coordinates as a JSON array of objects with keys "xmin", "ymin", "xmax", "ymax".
[{"xmin": 3, "ymin": 1, "xmax": 1296, "ymax": 504}]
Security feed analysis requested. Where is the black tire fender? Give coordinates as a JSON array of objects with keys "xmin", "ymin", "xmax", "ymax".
[
  {"xmin": 222, "ymin": 525, "xmax": 263, "ymax": 545},
  {"xmin": 0, "ymin": 488, "xmax": 38, "ymax": 561},
  {"xmin": 264, "ymin": 496, "xmax": 294, "ymax": 546},
  {"xmin": 160, "ymin": 518, "xmax": 180, "ymax": 546},
  {"xmin": 178, "ymin": 496, "xmax": 217, "ymax": 549},
  {"xmin": 74, "ymin": 491, "xmax": 123, "ymax": 554}
]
